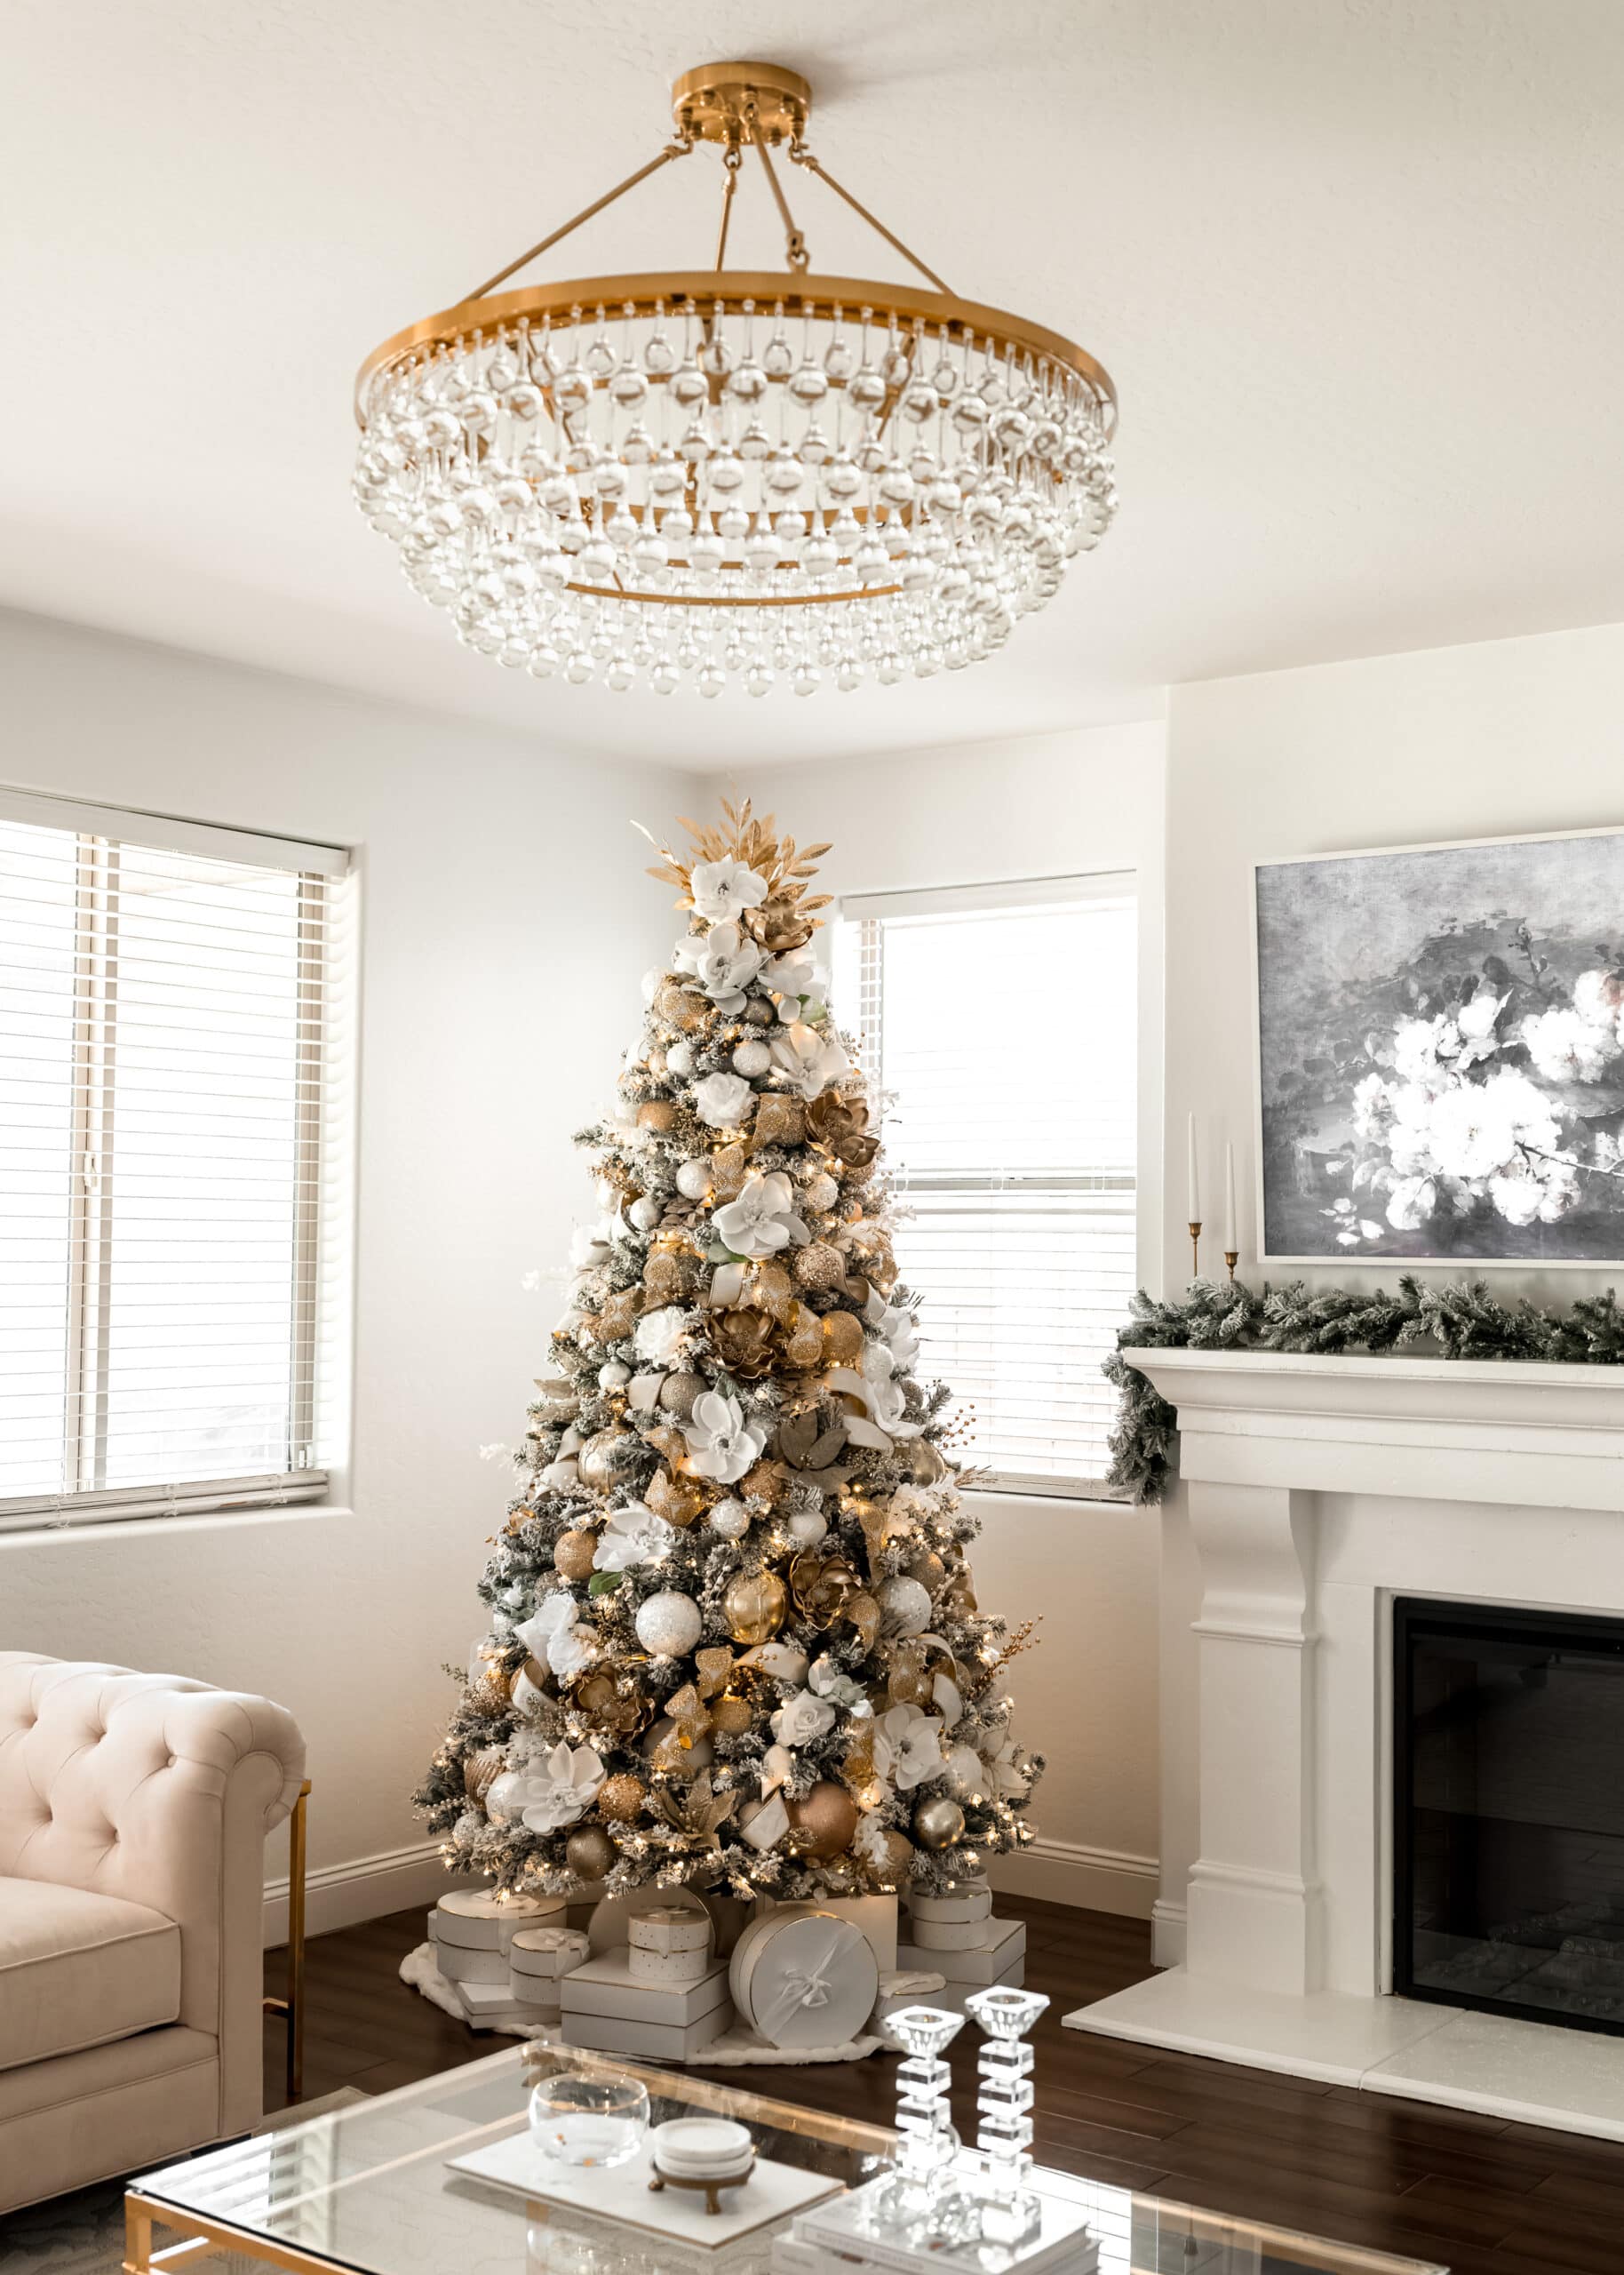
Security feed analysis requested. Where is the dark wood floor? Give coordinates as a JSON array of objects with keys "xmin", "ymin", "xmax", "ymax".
[{"xmin": 265, "ymin": 1896, "xmax": 1624, "ymax": 2275}]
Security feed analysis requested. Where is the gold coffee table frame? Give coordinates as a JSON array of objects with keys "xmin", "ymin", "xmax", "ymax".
[{"xmin": 261, "ymin": 1778, "xmax": 311, "ymax": 2100}]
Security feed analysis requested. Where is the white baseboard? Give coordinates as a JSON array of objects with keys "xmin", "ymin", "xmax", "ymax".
[
  {"xmin": 988, "ymin": 1836, "xmax": 1158, "ymax": 1920},
  {"xmin": 1150, "ymin": 1897, "xmax": 1188, "ymax": 1968},
  {"xmin": 263, "ymin": 1837, "xmax": 471, "ymax": 1949}
]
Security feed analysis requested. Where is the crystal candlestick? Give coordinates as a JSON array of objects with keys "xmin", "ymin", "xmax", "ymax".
[
  {"xmin": 963, "ymin": 1986, "xmax": 1050, "ymax": 2258},
  {"xmin": 874, "ymin": 2005, "xmax": 965, "ymax": 2233}
]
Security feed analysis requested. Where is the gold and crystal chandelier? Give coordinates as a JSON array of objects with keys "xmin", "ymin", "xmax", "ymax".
[{"xmin": 353, "ymin": 61, "xmax": 1118, "ymax": 698}]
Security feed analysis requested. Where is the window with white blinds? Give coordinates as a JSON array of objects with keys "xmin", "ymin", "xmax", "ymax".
[
  {"xmin": 0, "ymin": 790, "xmax": 348, "ymax": 1529},
  {"xmin": 834, "ymin": 874, "xmax": 1137, "ymax": 1495}
]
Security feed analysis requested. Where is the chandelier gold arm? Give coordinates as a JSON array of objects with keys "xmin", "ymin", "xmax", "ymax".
[
  {"xmin": 356, "ymin": 272, "xmax": 1117, "ymax": 435},
  {"xmin": 463, "ymin": 136, "xmax": 696, "ymax": 303},
  {"xmin": 714, "ymin": 146, "xmax": 741, "ymax": 269},
  {"xmin": 747, "ymin": 105, "xmax": 808, "ymax": 271},
  {"xmin": 788, "ymin": 148, "xmax": 952, "ymax": 298}
]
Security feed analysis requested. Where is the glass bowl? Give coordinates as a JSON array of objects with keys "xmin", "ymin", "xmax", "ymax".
[{"xmin": 528, "ymin": 2071, "xmax": 651, "ymax": 2169}]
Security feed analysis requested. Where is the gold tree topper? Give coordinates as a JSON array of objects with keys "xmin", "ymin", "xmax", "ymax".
[{"xmin": 637, "ymin": 798, "xmax": 833, "ymax": 953}]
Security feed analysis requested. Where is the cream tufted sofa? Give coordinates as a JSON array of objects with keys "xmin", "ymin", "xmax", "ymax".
[{"xmin": 0, "ymin": 1651, "xmax": 306, "ymax": 2212}]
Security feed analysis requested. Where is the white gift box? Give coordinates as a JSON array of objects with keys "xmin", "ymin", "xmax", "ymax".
[
  {"xmin": 895, "ymin": 1918, "xmax": 1025, "ymax": 1985},
  {"xmin": 452, "ymin": 1977, "xmax": 544, "ymax": 2031},
  {"xmin": 435, "ymin": 1942, "xmax": 514, "ymax": 1986},
  {"xmin": 587, "ymin": 1885, "xmax": 712, "ymax": 1954},
  {"xmin": 630, "ymin": 1905, "xmax": 712, "ymax": 1955},
  {"xmin": 730, "ymin": 1905, "xmax": 880, "ymax": 2049},
  {"xmin": 908, "ymin": 1881, "xmax": 991, "ymax": 1924},
  {"xmin": 434, "ymin": 1888, "xmax": 564, "ymax": 1952},
  {"xmin": 629, "ymin": 1943, "xmax": 713, "ymax": 1984},
  {"xmin": 561, "ymin": 1951, "xmax": 732, "ymax": 2028},
  {"xmin": 512, "ymin": 1982, "xmax": 563, "ymax": 2014},
  {"xmin": 910, "ymin": 1915, "xmax": 994, "ymax": 1951},
  {"xmin": 754, "ymin": 1892, "xmax": 897, "ymax": 1972},
  {"xmin": 510, "ymin": 1926, "xmax": 590, "ymax": 1981},
  {"xmin": 561, "ymin": 2006, "xmax": 731, "ymax": 2062}
]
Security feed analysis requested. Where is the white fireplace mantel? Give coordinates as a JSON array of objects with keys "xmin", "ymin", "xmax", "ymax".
[{"xmin": 1066, "ymin": 1345, "xmax": 1624, "ymax": 2139}]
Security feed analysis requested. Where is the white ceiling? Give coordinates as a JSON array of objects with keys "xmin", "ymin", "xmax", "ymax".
[{"xmin": 4, "ymin": 0, "xmax": 1622, "ymax": 765}]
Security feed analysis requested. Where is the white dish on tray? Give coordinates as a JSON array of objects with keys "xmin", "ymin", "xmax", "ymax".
[
  {"xmin": 651, "ymin": 2118, "xmax": 754, "ymax": 2175},
  {"xmin": 447, "ymin": 2131, "xmax": 845, "ymax": 2247}
]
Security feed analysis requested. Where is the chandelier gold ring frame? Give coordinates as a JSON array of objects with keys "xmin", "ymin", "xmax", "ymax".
[{"xmin": 352, "ymin": 62, "xmax": 1119, "ymax": 692}]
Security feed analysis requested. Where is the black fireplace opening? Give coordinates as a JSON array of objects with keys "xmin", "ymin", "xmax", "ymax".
[{"xmin": 1394, "ymin": 1596, "xmax": 1624, "ymax": 2035}]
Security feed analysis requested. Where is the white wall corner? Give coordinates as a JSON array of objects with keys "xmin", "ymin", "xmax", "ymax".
[
  {"xmin": 991, "ymin": 1836, "xmax": 1158, "ymax": 1919},
  {"xmin": 263, "ymin": 1839, "xmax": 474, "ymax": 1949},
  {"xmin": 1150, "ymin": 1898, "xmax": 1187, "ymax": 1968}
]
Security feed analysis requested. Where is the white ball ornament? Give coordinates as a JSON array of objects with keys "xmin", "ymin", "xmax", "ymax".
[
  {"xmin": 880, "ymin": 1575, "xmax": 933, "ymax": 1637},
  {"xmin": 628, "ymin": 1196, "xmax": 662, "ymax": 1232},
  {"xmin": 634, "ymin": 1590, "xmax": 704, "ymax": 1657},
  {"xmin": 598, "ymin": 1361, "xmax": 631, "ymax": 1389},
  {"xmin": 675, "ymin": 1159, "xmax": 714, "ymax": 1201},
  {"xmin": 786, "ymin": 1505, "xmax": 828, "ymax": 1548},
  {"xmin": 731, "ymin": 1039, "xmax": 772, "ymax": 1076},
  {"xmin": 708, "ymin": 1498, "xmax": 751, "ymax": 1541},
  {"xmin": 804, "ymin": 1172, "xmax": 839, "ymax": 1211},
  {"xmin": 666, "ymin": 1042, "xmax": 696, "ymax": 1076}
]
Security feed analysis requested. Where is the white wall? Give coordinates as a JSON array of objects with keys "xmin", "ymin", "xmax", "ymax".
[
  {"xmin": 1153, "ymin": 620, "xmax": 1624, "ymax": 1957},
  {"xmin": 731, "ymin": 724, "xmax": 1168, "ymax": 1917},
  {"xmin": 0, "ymin": 610, "xmax": 703, "ymax": 1936}
]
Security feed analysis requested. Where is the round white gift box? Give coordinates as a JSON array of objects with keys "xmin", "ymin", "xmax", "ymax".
[
  {"xmin": 629, "ymin": 1944, "xmax": 712, "ymax": 1984},
  {"xmin": 587, "ymin": 1885, "xmax": 711, "ymax": 1956},
  {"xmin": 510, "ymin": 1926, "xmax": 590, "ymax": 1980},
  {"xmin": 729, "ymin": 1904, "xmax": 879, "ymax": 2050},
  {"xmin": 911, "ymin": 1916, "xmax": 994, "ymax": 1951},
  {"xmin": 435, "ymin": 1889, "xmax": 565, "ymax": 1951},
  {"xmin": 630, "ymin": 1906, "xmax": 713, "ymax": 1955},
  {"xmin": 909, "ymin": 1882, "xmax": 991, "ymax": 1924}
]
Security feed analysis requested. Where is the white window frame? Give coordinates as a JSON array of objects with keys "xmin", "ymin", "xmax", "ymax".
[
  {"xmin": 0, "ymin": 786, "xmax": 352, "ymax": 1535},
  {"xmin": 840, "ymin": 870, "xmax": 1137, "ymax": 1503}
]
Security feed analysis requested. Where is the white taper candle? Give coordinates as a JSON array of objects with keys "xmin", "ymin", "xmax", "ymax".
[
  {"xmin": 1187, "ymin": 1114, "xmax": 1200, "ymax": 1222},
  {"xmin": 1224, "ymin": 1143, "xmax": 1237, "ymax": 1254}
]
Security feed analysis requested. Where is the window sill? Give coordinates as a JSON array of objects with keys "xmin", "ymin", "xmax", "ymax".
[
  {"xmin": 0, "ymin": 1472, "xmax": 331, "ymax": 1539},
  {"xmin": 963, "ymin": 1475, "xmax": 1133, "ymax": 1507}
]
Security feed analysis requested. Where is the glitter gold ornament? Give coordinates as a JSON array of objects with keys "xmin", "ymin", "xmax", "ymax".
[
  {"xmin": 637, "ymin": 1099, "xmax": 678, "ymax": 1133},
  {"xmin": 710, "ymin": 1141, "xmax": 752, "ymax": 1202},
  {"xmin": 865, "ymin": 1827, "xmax": 915, "ymax": 1884},
  {"xmin": 821, "ymin": 1311, "xmax": 864, "ymax": 1366},
  {"xmin": 723, "ymin": 1568, "xmax": 787, "ymax": 1645},
  {"xmin": 913, "ymin": 1796, "xmax": 966, "ymax": 1849},
  {"xmin": 596, "ymin": 1288, "xmax": 642, "ymax": 1342},
  {"xmin": 886, "ymin": 1638, "xmax": 932, "ymax": 1704},
  {"xmin": 598, "ymin": 1773, "xmax": 647, "ymax": 1821},
  {"xmin": 658, "ymin": 1370, "xmax": 704, "ymax": 1418},
  {"xmin": 566, "ymin": 1825, "xmax": 617, "ymax": 1880},
  {"xmin": 738, "ymin": 1458, "xmax": 787, "ymax": 1507},
  {"xmin": 655, "ymin": 980, "xmax": 708, "ymax": 1031},
  {"xmin": 783, "ymin": 1310, "xmax": 825, "ymax": 1369},
  {"xmin": 642, "ymin": 1251, "xmax": 689, "ymax": 1304},
  {"xmin": 792, "ymin": 1241, "xmax": 845, "ymax": 1290},
  {"xmin": 710, "ymin": 1692, "xmax": 753, "ymax": 1735},
  {"xmin": 646, "ymin": 1467, "xmax": 705, "ymax": 1528},
  {"xmin": 553, "ymin": 1529, "xmax": 597, "ymax": 1582},
  {"xmin": 752, "ymin": 1263, "xmax": 798, "ymax": 1321},
  {"xmin": 752, "ymin": 1094, "xmax": 806, "ymax": 1147},
  {"xmin": 786, "ymin": 1780, "xmax": 859, "ymax": 1860},
  {"xmin": 909, "ymin": 1549, "xmax": 947, "ymax": 1596}
]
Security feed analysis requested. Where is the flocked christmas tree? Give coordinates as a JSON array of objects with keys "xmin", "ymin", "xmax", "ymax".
[{"xmin": 418, "ymin": 802, "xmax": 1039, "ymax": 1904}]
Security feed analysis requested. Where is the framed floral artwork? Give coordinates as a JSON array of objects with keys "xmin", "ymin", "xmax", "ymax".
[{"xmin": 1253, "ymin": 827, "xmax": 1624, "ymax": 1264}]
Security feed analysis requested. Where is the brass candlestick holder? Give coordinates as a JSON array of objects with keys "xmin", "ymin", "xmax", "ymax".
[
  {"xmin": 1224, "ymin": 1249, "xmax": 1238, "ymax": 1285},
  {"xmin": 1189, "ymin": 1220, "xmax": 1201, "ymax": 1279}
]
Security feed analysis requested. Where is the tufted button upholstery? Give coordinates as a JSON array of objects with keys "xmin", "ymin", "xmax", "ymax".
[{"xmin": 0, "ymin": 1651, "xmax": 306, "ymax": 2213}]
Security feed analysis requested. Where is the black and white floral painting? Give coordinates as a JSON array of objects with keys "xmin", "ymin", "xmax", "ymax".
[{"xmin": 1254, "ymin": 830, "xmax": 1624, "ymax": 1262}]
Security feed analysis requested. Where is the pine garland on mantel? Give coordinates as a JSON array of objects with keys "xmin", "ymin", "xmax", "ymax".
[{"xmin": 1103, "ymin": 1275, "xmax": 1624, "ymax": 1505}]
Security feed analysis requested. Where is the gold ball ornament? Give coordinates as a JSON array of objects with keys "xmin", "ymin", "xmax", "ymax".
[
  {"xmin": 913, "ymin": 1796, "xmax": 966, "ymax": 1850},
  {"xmin": 598, "ymin": 1773, "xmax": 647, "ymax": 1821},
  {"xmin": 577, "ymin": 1428, "xmax": 634, "ymax": 1489},
  {"xmin": 658, "ymin": 1370, "xmax": 705, "ymax": 1419},
  {"xmin": 786, "ymin": 1781, "xmax": 859, "ymax": 1860},
  {"xmin": 464, "ymin": 1745, "xmax": 506, "ymax": 1803},
  {"xmin": 710, "ymin": 1692, "xmax": 754, "ymax": 1736},
  {"xmin": 792, "ymin": 1241, "xmax": 845, "ymax": 1290},
  {"xmin": 637, "ymin": 1099, "xmax": 678, "ymax": 1133},
  {"xmin": 565, "ymin": 1825, "xmax": 617, "ymax": 1880},
  {"xmin": 909, "ymin": 1550, "xmax": 947, "ymax": 1596},
  {"xmin": 909, "ymin": 1439, "xmax": 950, "ymax": 1487},
  {"xmin": 865, "ymin": 1827, "xmax": 915, "ymax": 1885},
  {"xmin": 553, "ymin": 1529, "xmax": 597, "ymax": 1582},
  {"xmin": 723, "ymin": 1568, "xmax": 787, "ymax": 1645}
]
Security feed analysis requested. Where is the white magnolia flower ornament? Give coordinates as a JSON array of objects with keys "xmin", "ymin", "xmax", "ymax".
[
  {"xmin": 689, "ymin": 858, "xmax": 769, "ymax": 923},
  {"xmin": 684, "ymin": 1390, "xmax": 768, "ymax": 1482},
  {"xmin": 673, "ymin": 921, "xmax": 765, "ymax": 1011},
  {"xmin": 513, "ymin": 1592, "xmax": 598, "ymax": 1680},
  {"xmin": 713, "ymin": 1170, "xmax": 809, "ymax": 1259},
  {"xmin": 808, "ymin": 1654, "xmax": 870, "ymax": 1712},
  {"xmin": 855, "ymin": 1811, "xmax": 902, "ymax": 1872},
  {"xmin": 769, "ymin": 1021, "xmax": 850, "ymax": 1098},
  {"xmin": 633, "ymin": 1305, "xmax": 689, "ymax": 1367},
  {"xmin": 693, "ymin": 1071, "xmax": 754, "ymax": 1128},
  {"xmin": 771, "ymin": 1688, "xmax": 838, "ymax": 1747},
  {"xmin": 594, "ymin": 1502, "xmax": 670, "ymax": 1572},
  {"xmin": 873, "ymin": 1702, "xmax": 947, "ymax": 1792},
  {"xmin": 517, "ymin": 1742, "xmax": 607, "ymax": 1832}
]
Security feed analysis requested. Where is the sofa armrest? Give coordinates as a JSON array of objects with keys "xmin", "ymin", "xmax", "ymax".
[{"xmin": 0, "ymin": 1651, "xmax": 306, "ymax": 2132}]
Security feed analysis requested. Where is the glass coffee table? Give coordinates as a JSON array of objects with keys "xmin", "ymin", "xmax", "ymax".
[{"xmin": 125, "ymin": 2044, "xmax": 1445, "ymax": 2275}]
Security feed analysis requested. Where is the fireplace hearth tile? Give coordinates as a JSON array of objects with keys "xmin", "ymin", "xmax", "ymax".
[
  {"xmin": 1365, "ymin": 2008, "xmax": 1624, "ymax": 2139},
  {"xmin": 1063, "ymin": 1970, "xmax": 1449, "ymax": 2085}
]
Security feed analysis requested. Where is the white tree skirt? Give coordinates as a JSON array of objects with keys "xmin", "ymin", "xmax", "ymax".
[{"xmin": 401, "ymin": 1942, "xmax": 944, "ymax": 2066}]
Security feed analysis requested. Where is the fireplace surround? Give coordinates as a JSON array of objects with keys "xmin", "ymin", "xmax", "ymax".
[{"xmin": 1066, "ymin": 1345, "xmax": 1624, "ymax": 2138}]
